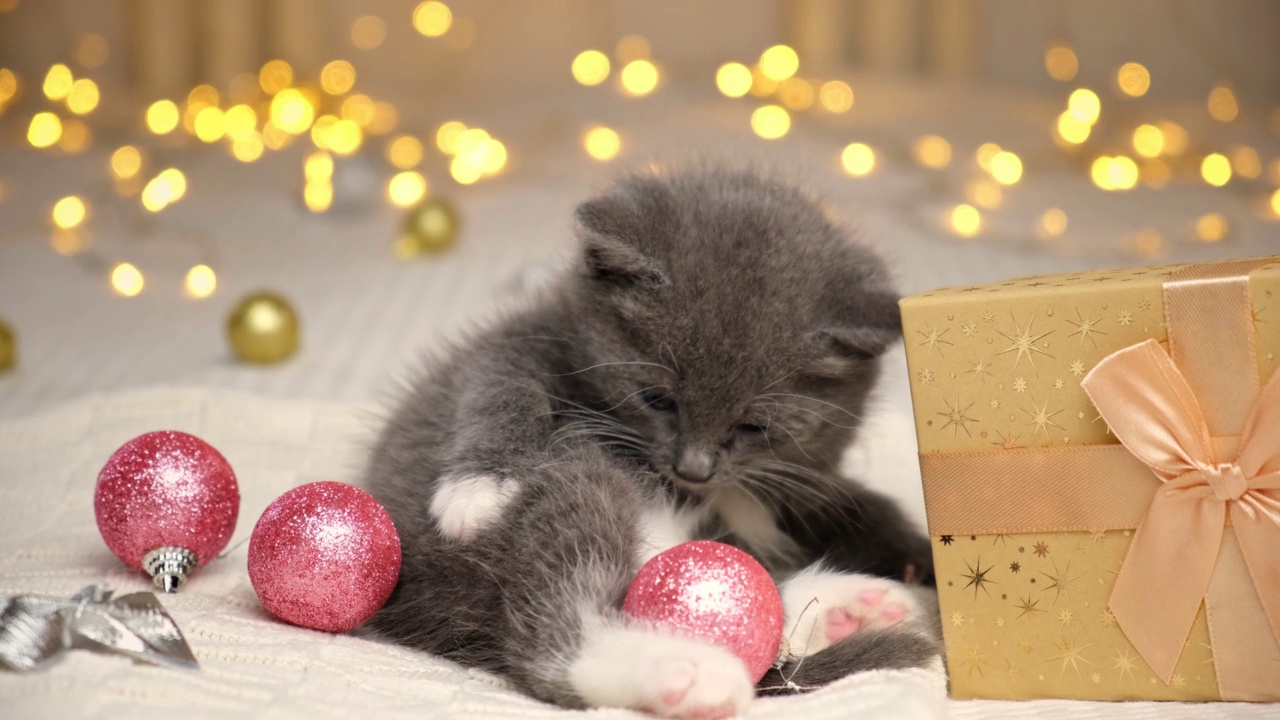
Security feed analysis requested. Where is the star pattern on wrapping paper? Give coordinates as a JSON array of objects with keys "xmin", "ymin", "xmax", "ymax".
[
  {"xmin": 937, "ymin": 395, "xmax": 979, "ymax": 438},
  {"xmin": 961, "ymin": 644, "xmax": 989, "ymax": 678},
  {"xmin": 960, "ymin": 556, "xmax": 996, "ymax": 599},
  {"xmin": 1090, "ymin": 530, "xmax": 1107, "ymax": 542},
  {"xmin": 1111, "ymin": 648, "xmax": 1138, "ymax": 681},
  {"xmin": 1066, "ymin": 308, "xmax": 1107, "ymax": 347},
  {"xmin": 917, "ymin": 325, "xmax": 953, "ymax": 356},
  {"xmin": 997, "ymin": 312, "xmax": 1055, "ymax": 373},
  {"xmin": 962, "ymin": 321, "xmax": 978, "ymax": 337},
  {"xmin": 1013, "ymin": 594, "xmax": 1045, "ymax": 619},
  {"xmin": 1041, "ymin": 560, "xmax": 1081, "ymax": 604},
  {"xmin": 1013, "ymin": 377, "xmax": 1028, "ymax": 393},
  {"xmin": 1034, "ymin": 541, "xmax": 1051, "ymax": 557},
  {"xmin": 1023, "ymin": 399, "xmax": 1065, "ymax": 439},
  {"xmin": 968, "ymin": 357, "xmax": 993, "ymax": 383},
  {"xmin": 1171, "ymin": 674, "xmax": 1187, "ymax": 688},
  {"xmin": 1053, "ymin": 378, "xmax": 1065, "ymax": 390},
  {"xmin": 1117, "ymin": 310, "xmax": 1134, "ymax": 326},
  {"xmin": 1091, "ymin": 672, "xmax": 1103, "ymax": 684},
  {"xmin": 996, "ymin": 617, "xmax": 1006, "ymax": 628},
  {"xmin": 917, "ymin": 369, "xmax": 935, "ymax": 384},
  {"xmin": 991, "ymin": 428, "xmax": 1022, "ymax": 450},
  {"xmin": 1046, "ymin": 633, "xmax": 1095, "ymax": 680},
  {"xmin": 982, "ymin": 311, "xmax": 995, "ymax": 323},
  {"xmin": 1069, "ymin": 359, "xmax": 1087, "ymax": 377},
  {"xmin": 1137, "ymin": 299, "xmax": 1152, "ymax": 312},
  {"xmin": 1059, "ymin": 608, "xmax": 1074, "ymax": 624},
  {"xmin": 1100, "ymin": 610, "xmax": 1117, "ymax": 627},
  {"xmin": 950, "ymin": 611, "xmax": 966, "ymax": 627},
  {"xmin": 940, "ymin": 535, "xmax": 955, "ymax": 546},
  {"xmin": 1018, "ymin": 639, "xmax": 1035, "ymax": 655}
]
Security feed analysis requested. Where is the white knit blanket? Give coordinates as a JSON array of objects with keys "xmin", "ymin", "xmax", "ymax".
[{"xmin": 0, "ymin": 388, "xmax": 1272, "ymax": 719}]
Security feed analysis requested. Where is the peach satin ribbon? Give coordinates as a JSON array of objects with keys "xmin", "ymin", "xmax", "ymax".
[{"xmin": 1080, "ymin": 339, "xmax": 1280, "ymax": 683}]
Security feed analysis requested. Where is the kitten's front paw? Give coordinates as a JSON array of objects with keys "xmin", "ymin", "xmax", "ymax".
[
  {"xmin": 429, "ymin": 473, "xmax": 520, "ymax": 542},
  {"xmin": 570, "ymin": 627, "xmax": 752, "ymax": 719},
  {"xmin": 781, "ymin": 572, "xmax": 919, "ymax": 657}
]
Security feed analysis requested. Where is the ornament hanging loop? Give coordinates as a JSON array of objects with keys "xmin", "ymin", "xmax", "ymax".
[{"xmin": 142, "ymin": 546, "xmax": 198, "ymax": 593}]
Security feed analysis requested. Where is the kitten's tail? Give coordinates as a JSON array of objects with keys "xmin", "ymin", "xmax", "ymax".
[{"xmin": 756, "ymin": 629, "xmax": 942, "ymax": 695}]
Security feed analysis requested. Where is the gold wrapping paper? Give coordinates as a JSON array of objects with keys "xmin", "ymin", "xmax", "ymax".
[{"xmin": 900, "ymin": 258, "xmax": 1280, "ymax": 701}]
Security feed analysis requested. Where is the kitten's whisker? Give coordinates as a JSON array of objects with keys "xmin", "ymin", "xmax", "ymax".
[
  {"xmin": 601, "ymin": 386, "xmax": 662, "ymax": 414},
  {"xmin": 759, "ymin": 393, "xmax": 862, "ymax": 421},
  {"xmin": 761, "ymin": 367, "xmax": 800, "ymax": 391},
  {"xmin": 772, "ymin": 423, "xmax": 815, "ymax": 463},
  {"xmin": 549, "ymin": 361, "xmax": 675, "ymax": 377},
  {"xmin": 766, "ymin": 402, "xmax": 859, "ymax": 430}
]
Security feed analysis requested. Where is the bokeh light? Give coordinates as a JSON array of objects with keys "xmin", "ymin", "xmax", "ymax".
[
  {"xmin": 1271, "ymin": 189, "xmax": 1280, "ymax": 217},
  {"xmin": 413, "ymin": 1, "xmax": 453, "ymax": 37},
  {"xmin": 305, "ymin": 151, "xmax": 333, "ymax": 181},
  {"xmin": 1195, "ymin": 213, "xmax": 1228, "ymax": 242},
  {"xmin": 1037, "ymin": 208, "xmax": 1068, "ymax": 238},
  {"xmin": 1090, "ymin": 155, "xmax": 1139, "ymax": 191},
  {"xmin": 759, "ymin": 45, "xmax": 799, "ymax": 81},
  {"xmin": 43, "ymin": 64, "xmax": 73, "ymax": 101},
  {"xmin": 259, "ymin": 60, "xmax": 293, "ymax": 95},
  {"xmin": 616, "ymin": 35, "xmax": 651, "ymax": 62},
  {"xmin": 818, "ymin": 80, "xmax": 853, "ymax": 112},
  {"xmin": 194, "ymin": 106, "xmax": 226, "ymax": 142},
  {"xmin": 320, "ymin": 60, "xmax": 357, "ymax": 95},
  {"xmin": 271, "ymin": 88, "xmax": 315, "ymax": 134},
  {"xmin": 351, "ymin": 15, "xmax": 387, "ymax": 50},
  {"xmin": 224, "ymin": 104, "xmax": 257, "ymax": 139},
  {"xmin": 989, "ymin": 151, "xmax": 1023, "ymax": 185},
  {"xmin": 388, "ymin": 171, "xmax": 428, "ymax": 207},
  {"xmin": 304, "ymin": 181, "xmax": 333, "ymax": 212},
  {"xmin": 1067, "ymin": 88, "xmax": 1101, "ymax": 124},
  {"xmin": 52, "ymin": 196, "xmax": 87, "ymax": 229},
  {"xmin": 387, "ymin": 135, "xmax": 423, "ymax": 169},
  {"xmin": 111, "ymin": 145, "xmax": 142, "ymax": 179},
  {"xmin": 1055, "ymin": 111, "xmax": 1091, "ymax": 145},
  {"xmin": 146, "ymin": 99, "xmax": 179, "ymax": 134},
  {"xmin": 777, "ymin": 78, "xmax": 813, "ymax": 110},
  {"xmin": 1116, "ymin": 62, "xmax": 1150, "ymax": 97},
  {"xmin": 1207, "ymin": 85, "xmax": 1238, "ymax": 123},
  {"xmin": 76, "ymin": 33, "xmax": 109, "ymax": 69},
  {"xmin": 1133, "ymin": 228, "xmax": 1166, "ymax": 258},
  {"xmin": 716, "ymin": 62, "xmax": 752, "ymax": 98},
  {"xmin": 1230, "ymin": 146, "xmax": 1261, "ymax": 179},
  {"xmin": 573, "ymin": 50, "xmax": 611, "ymax": 86},
  {"xmin": 435, "ymin": 121, "xmax": 466, "ymax": 154},
  {"xmin": 1132, "ymin": 124, "xmax": 1164, "ymax": 158},
  {"xmin": 58, "ymin": 119, "xmax": 91, "ymax": 153},
  {"xmin": 326, "ymin": 119, "xmax": 363, "ymax": 155},
  {"xmin": 620, "ymin": 60, "xmax": 659, "ymax": 96},
  {"xmin": 841, "ymin": 143, "xmax": 876, "ymax": 176},
  {"xmin": 913, "ymin": 135, "xmax": 952, "ymax": 168},
  {"xmin": 1201, "ymin": 153, "xmax": 1231, "ymax": 186},
  {"xmin": 750, "ymin": 105, "xmax": 790, "ymax": 139},
  {"xmin": 965, "ymin": 179, "xmax": 1002, "ymax": 208},
  {"xmin": 111, "ymin": 262, "xmax": 144, "ymax": 297},
  {"xmin": 66, "ymin": 78, "xmax": 99, "ymax": 114},
  {"xmin": 1157, "ymin": 121, "xmax": 1188, "ymax": 155},
  {"xmin": 975, "ymin": 143, "xmax": 1002, "ymax": 171},
  {"xmin": 1044, "ymin": 44, "xmax": 1078, "ymax": 81},
  {"xmin": 232, "ymin": 132, "xmax": 265, "ymax": 162},
  {"xmin": 27, "ymin": 112, "xmax": 62, "ymax": 148},
  {"xmin": 950, "ymin": 204, "xmax": 981, "ymax": 237},
  {"xmin": 583, "ymin": 126, "xmax": 621, "ymax": 160},
  {"xmin": 1142, "ymin": 158, "xmax": 1171, "ymax": 189},
  {"xmin": 185, "ymin": 265, "xmax": 217, "ymax": 298}
]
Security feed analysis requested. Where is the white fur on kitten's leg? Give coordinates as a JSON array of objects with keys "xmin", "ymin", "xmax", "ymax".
[
  {"xmin": 429, "ymin": 473, "xmax": 520, "ymax": 541},
  {"xmin": 569, "ymin": 616, "xmax": 753, "ymax": 719},
  {"xmin": 779, "ymin": 567, "xmax": 919, "ymax": 657}
]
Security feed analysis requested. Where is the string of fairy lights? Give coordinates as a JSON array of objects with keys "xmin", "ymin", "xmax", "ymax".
[{"xmin": 0, "ymin": 1, "xmax": 1278, "ymax": 313}]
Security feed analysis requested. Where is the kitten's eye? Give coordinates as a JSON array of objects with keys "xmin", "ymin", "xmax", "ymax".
[
  {"xmin": 641, "ymin": 389, "xmax": 676, "ymax": 412},
  {"xmin": 736, "ymin": 422, "xmax": 767, "ymax": 435}
]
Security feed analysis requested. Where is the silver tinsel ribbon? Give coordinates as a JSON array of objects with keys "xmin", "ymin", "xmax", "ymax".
[{"xmin": 0, "ymin": 585, "xmax": 198, "ymax": 671}]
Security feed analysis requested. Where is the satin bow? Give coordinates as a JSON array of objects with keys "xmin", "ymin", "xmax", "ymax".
[{"xmin": 1081, "ymin": 339, "xmax": 1280, "ymax": 683}]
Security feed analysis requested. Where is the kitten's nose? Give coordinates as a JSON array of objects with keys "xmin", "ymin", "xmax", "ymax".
[{"xmin": 674, "ymin": 446, "xmax": 715, "ymax": 483}]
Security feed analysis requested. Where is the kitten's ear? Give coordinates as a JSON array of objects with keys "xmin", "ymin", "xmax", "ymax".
[
  {"xmin": 574, "ymin": 198, "xmax": 667, "ymax": 288},
  {"xmin": 808, "ymin": 290, "xmax": 903, "ymax": 375}
]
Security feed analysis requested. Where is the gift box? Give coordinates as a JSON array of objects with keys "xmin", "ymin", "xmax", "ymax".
[{"xmin": 899, "ymin": 257, "xmax": 1280, "ymax": 702}]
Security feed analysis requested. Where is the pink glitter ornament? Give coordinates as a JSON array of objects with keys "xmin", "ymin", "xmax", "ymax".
[
  {"xmin": 623, "ymin": 540, "xmax": 784, "ymax": 682},
  {"xmin": 94, "ymin": 430, "xmax": 240, "ymax": 593},
  {"xmin": 248, "ymin": 481, "xmax": 401, "ymax": 633}
]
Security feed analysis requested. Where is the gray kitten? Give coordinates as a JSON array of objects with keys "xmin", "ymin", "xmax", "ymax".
[{"xmin": 364, "ymin": 165, "xmax": 939, "ymax": 718}]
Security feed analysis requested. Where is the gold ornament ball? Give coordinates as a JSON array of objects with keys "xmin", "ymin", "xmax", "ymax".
[
  {"xmin": 0, "ymin": 318, "xmax": 14, "ymax": 373},
  {"xmin": 394, "ymin": 198, "xmax": 460, "ymax": 260},
  {"xmin": 227, "ymin": 292, "xmax": 300, "ymax": 364}
]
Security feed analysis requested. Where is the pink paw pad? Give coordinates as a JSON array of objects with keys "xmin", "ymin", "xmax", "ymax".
[
  {"xmin": 858, "ymin": 589, "xmax": 885, "ymax": 607},
  {"xmin": 662, "ymin": 689, "xmax": 687, "ymax": 707},
  {"xmin": 825, "ymin": 608, "xmax": 864, "ymax": 642},
  {"xmin": 881, "ymin": 603, "xmax": 909, "ymax": 624}
]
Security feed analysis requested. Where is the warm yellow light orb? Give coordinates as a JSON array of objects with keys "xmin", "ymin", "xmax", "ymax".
[
  {"xmin": 965, "ymin": 179, "xmax": 1002, "ymax": 209},
  {"xmin": 1201, "ymin": 153, "xmax": 1231, "ymax": 186},
  {"xmin": 0, "ymin": 68, "xmax": 17, "ymax": 103},
  {"xmin": 1132, "ymin": 124, "xmax": 1164, "ymax": 158},
  {"xmin": 185, "ymin": 264, "xmax": 217, "ymax": 298},
  {"xmin": 1270, "ymin": 188, "xmax": 1280, "ymax": 216},
  {"xmin": 482, "ymin": 139, "xmax": 507, "ymax": 174},
  {"xmin": 841, "ymin": 143, "xmax": 876, "ymax": 177},
  {"xmin": 572, "ymin": 50, "xmax": 611, "ymax": 86},
  {"xmin": 1133, "ymin": 229, "xmax": 1165, "ymax": 258},
  {"xmin": 43, "ymin": 64, "xmax": 73, "ymax": 101},
  {"xmin": 271, "ymin": 88, "xmax": 314, "ymax": 134},
  {"xmin": 368, "ymin": 101, "xmax": 398, "ymax": 135},
  {"xmin": 326, "ymin": 118, "xmax": 362, "ymax": 155},
  {"xmin": 27, "ymin": 112, "xmax": 62, "ymax": 148},
  {"xmin": 1044, "ymin": 44, "xmax": 1078, "ymax": 82},
  {"xmin": 750, "ymin": 105, "xmax": 790, "ymax": 140},
  {"xmin": 111, "ymin": 146, "xmax": 142, "ymax": 179},
  {"xmin": 1091, "ymin": 156, "xmax": 1115, "ymax": 190},
  {"xmin": 615, "ymin": 35, "xmax": 651, "ymax": 62},
  {"xmin": 388, "ymin": 171, "xmax": 428, "ymax": 207},
  {"xmin": 304, "ymin": 152, "xmax": 333, "ymax": 183},
  {"xmin": 913, "ymin": 135, "xmax": 952, "ymax": 169},
  {"xmin": 1107, "ymin": 156, "xmax": 1139, "ymax": 190},
  {"xmin": 232, "ymin": 132, "xmax": 265, "ymax": 162},
  {"xmin": 259, "ymin": 59, "xmax": 293, "ymax": 95},
  {"xmin": 1142, "ymin": 158, "xmax": 1171, "ymax": 189},
  {"xmin": 387, "ymin": 135, "xmax": 423, "ymax": 169},
  {"xmin": 436, "ymin": 120, "xmax": 467, "ymax": 154},
  {"xmin": 759, "ymin": 45, "xmax": 799, "ymax": 82},
  {"xmin": 975, "ymin": 143, "xmax": 1002, "ymax": 171},
  {"xmin": 304, "ymin": 181, "xmax": 333, "ymax": 213},
  {"xmin": 1207, "ymin": 85, "xmax": 1238, "ymax": 123},
  {"xmin": 449, "ymin": 155, "xmax": 483, "ymax": 185},
  {"xmin": 715, "ymin": 62, "xmax": 752, "ymax": 98},
  {"xmin": 1037, "ymin": 208, "xmax": 1068, "ymax": 238},
  {"xmin": 1195, "ymin": 213, "xmax": 1229, "ymax": 243},
  {"xmin": 1068, "ymin": 88, "xmax": 1101, "ymax": 124},
  {"xmin": 1156, "ymin": 121, "xmax": 1188, "ymax": 156},
  {"xmin": 818, "ymin": 80, "xmax": 854, "ymax": 113},
  {"xmin": 187, "ymin": 84, "xmax": 220, "ymax": 110},
  {"xmin": 989, "ymin": 151, "xmax": 1023, "ymax": 185},
  {"xmin": 777, "ymin": 78, "xmax": 814, "ymax": 111},
  {"xmin": 583, "ymin": 126, "xmax": 621, "ymax": 160},
  {"xmin": 1116, "ymin": 62, "xmax": 1150, "ymax": 97},
  {"xmin": 52, "ymin": 196, "xmax": 87, "ymax": 229},
  {"xmin": 1230, "ymin": 146, "xmax": 1261, "ymax": 179},
  {"xmin": 1055, "ymin": 111, "xmax": 1091, "ymax": 145},
  {"xmin": 950, "ymin": 204, "xmax": 981, "ymax": 238},
  {"xmin": 58, "ymin": 119, "xmax": 91, "ymax": 153},
  {"xmin": 351, "ymin": 15, "xmax": 387, "ymax": 50},
  {"xmin": 159, "ymin": 168, "xmax": 187, "ymax": 201},
  {"xmin": 77, "ymin": 33, "xmax": 110, "ymax": 69},
  {"xmin": 454, "ymin": 127, "xmax": 490, "ymax": 156},
  {"xmin": 341, "ymin": 94, "xmax": 375, "ymax": 127},
  {"xmin": 413, "ymin": 1, "xmax": 453, "ymax": 37},
  {"xmin": 111, "ymin": 262, "xmax": 144, "ymax": 297},
  {"xmin": 194, "ymin": 106, "xmax": 226, "ymax": 142},
  {"xmin": 224, "ymin": 104, "xmax": 257, "ymax": 139},
  {"xmin": 320, "ymin": 60, "xmax": 357, "ymax": 95},
  {"xmin": 146, "ymin": 100, "xmax": 179, "ymax": 134},
  {"xmin": 620, "ymin": 60, "xmax": 659, "ymax": 96},
  {"xmin": 66, "ymin": 78, "xmax": 99, "ymax": 114}
]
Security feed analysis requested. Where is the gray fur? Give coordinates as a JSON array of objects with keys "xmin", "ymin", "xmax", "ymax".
[{"xmin": 363, "ymin": 164, "xmax": 937, "ymax": 707}]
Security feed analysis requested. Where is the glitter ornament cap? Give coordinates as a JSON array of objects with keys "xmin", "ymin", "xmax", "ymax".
[
  {"xmin": 623, "ymin": 540, "xmax": 784, "ymax": 682},
  {"xmin": 94, "ymin": 431, "xmax": 240, "ymax": 592},
  {"xmin": 248, "ymin": 481, "xmax": 401, "ymax": 633}
]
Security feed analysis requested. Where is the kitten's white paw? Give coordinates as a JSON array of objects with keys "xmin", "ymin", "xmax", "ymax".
[
  {"xmin": 429, "ymin": 473, "xmax": 520, "ymax": 542},
  {"xmin": 570, "ymin": 623, "xmax": 753, "ymax": 719},
  {"xmin": 780, "ymin": 569, "xmax": 919, "ymax": 657}
]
